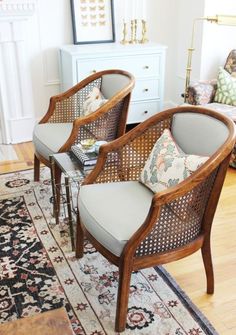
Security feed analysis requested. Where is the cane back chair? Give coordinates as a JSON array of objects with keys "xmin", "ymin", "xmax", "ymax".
[
  {"xmin": 33, "ymin": 69, "xmax": 135, "ymax": 181},
  {"xmin": 76, "ymin": 105, "xmax": 235, "ymax": 332}
]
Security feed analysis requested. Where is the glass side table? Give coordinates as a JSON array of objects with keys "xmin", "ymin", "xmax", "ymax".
[{"xmin": 50, "ymin": 152, "xmax": 89, "ymax": 251}]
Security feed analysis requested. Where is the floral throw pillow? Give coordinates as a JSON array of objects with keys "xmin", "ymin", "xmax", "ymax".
[
  {"xmin": 214, "ymin": 66, "xmax": 236, "ymax": 106},
  {"xmin": 139, "ymin": 129, "xmax": 208, "ymax": 193},
  {"xmin": 83, "ymin": 87, "xmax": 108, "ymax": 116}
]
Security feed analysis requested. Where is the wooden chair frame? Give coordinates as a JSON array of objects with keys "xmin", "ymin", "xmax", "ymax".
[
  {"xmin": 76, "ymin": 106, "xmax": 236, "ymax": 332},
  {"xmin": 33, "ymin": 69, "xmax": 135, "ymax": 181}
]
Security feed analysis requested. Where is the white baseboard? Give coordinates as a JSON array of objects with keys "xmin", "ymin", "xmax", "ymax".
[{"xmin": 8, "ymin": 117, "xmax": 35, "ymax": 144}]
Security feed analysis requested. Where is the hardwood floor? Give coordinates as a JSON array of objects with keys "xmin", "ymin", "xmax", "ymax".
[
  {"xmin": 165, "ymin": 168, "xmax": 236, "ymax": 335},
  {"xmin": 0, "ymin": 308, "xmax": 74, "ymax": 335},
  {"xmin": 0, "ymin": 142, "xmax": 34, "ymax": 173},
  {"xmin": 1, "ymin": 141, "xmax": 236, "ymax": 334}
]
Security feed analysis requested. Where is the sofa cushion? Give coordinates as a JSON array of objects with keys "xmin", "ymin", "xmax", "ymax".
[
  {"xmin": 78, "ymin": 181, "xmax": 153, "ymax": 256},
  {"xmin": 203, "ymin": 102, "xmax": 236, "ymax": 122},
  {"xmin": 33, "ymin": 123, "xmax": 73, "ymax": 160},
  {"xmin": 214, "ymin": 67, "xmax": 236, "ymax": 106},
  {"xmin": 140, "ymin": 129, "xmax": 208, "ymax": 193}
]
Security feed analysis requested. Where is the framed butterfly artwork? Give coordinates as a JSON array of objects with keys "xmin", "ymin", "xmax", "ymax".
[{"xmin": 71, "ymin": 0, "xmax": 115, "ymax": 44}]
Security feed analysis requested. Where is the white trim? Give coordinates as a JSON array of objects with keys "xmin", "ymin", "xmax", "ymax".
[{"xmin": 0, "ymin": 0, "xmax": 36, "ymax": 17}]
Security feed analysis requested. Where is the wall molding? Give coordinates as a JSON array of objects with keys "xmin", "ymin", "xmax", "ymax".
[
  {"xmin": 0, "ymin": 0, "xmax": 36, "ymax": 17},
  {"xmin": 44, "ymin": 79, "xmax": 60, "ymax": 87},
  {"xmin": 0, "ymin": 0, "xmax": 37, "ymax": 143}
]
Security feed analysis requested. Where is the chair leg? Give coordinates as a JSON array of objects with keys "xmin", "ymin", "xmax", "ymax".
[
  {"xmin": 54, "ymin": 164, "xmax": 62, "ymax": 214},
  {"xmin": 34, "ymin": 155, "xmax": 40, "ymax": 181},
  {"xmin": 75, "ymin": 214, "xmax": 84, "ymax": 258},
  {"xmin": 201, "ymin": 237, "xmax": 214, "ymax": 294},
  {"xmin": 115, "ymin": 260, "xmax": 132, "ymax": 332}
]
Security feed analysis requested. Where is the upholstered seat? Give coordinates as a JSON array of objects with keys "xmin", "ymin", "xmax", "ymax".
[
  {"xmin": 79, "ymin": 181, "xmax": 153, "ymax": 256},
  {"xmin": 33, "ymin": 123, "xmax": 73, "ymax": 161}
]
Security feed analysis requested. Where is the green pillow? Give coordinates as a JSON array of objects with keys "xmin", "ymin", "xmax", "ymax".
[{"xmin": 214, "ymin": 67, "xmax": 236, "ymax": 106}]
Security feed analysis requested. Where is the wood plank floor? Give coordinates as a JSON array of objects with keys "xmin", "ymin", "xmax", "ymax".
[
  {"xmin": 1, "ymin": 141, "xmax": 236, "ymax": 334},
  {"xmin": 0, "ymin": 142, "xmax": 34, "ymax": 173}
]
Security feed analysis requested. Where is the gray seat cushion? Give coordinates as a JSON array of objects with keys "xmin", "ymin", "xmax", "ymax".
[
  {"xmin": 78, "ymin": 181, "xmax": 153, "ymax": 256},
  {"xmin": 33, "ymin": 123, "xmax": 73, "ymax": 160}
]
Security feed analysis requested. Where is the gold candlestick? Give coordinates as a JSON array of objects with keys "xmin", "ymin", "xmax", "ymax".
[
  {"xmin": 129, "ymin": 20, "xmax": 135, "ymax": 44},
  {"xmin": 120, "ymin": 21, "xmax": 129, "ymax": 45},
  {"xmin": 140, "ymin": 19, "xmax": 149, "ymax": 44},
  {"xmin": 134, "ymin": 19, "xmax": 138, "ymax": 43}
]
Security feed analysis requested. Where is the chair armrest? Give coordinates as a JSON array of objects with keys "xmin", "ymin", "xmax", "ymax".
[
  {"xmin": 81, "ymin": 134, "xmax": 145, "ymax": 185},
  {"xmin": 186, "ymin": 80, "xmax": 217, "ymax": 105},
  {"xmin": 39, "ymin": 73, "xmax": 105, "ymax": 124},
  {"xmin": 125, "ymin": 159, "xmax": 223, "ymax": 260},
  {"xmin": 81, "ymin": 114, "xmax": 171, "ymax": 185}
]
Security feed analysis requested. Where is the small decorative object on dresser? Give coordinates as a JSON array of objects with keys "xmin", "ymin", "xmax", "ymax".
[
  {"xmin": 70, "ymin": 0, "xmax": 115, "ymax": 44},
  {"xmin": 59, "ymin": 42, "xmax": 167, "ymax": 124}
]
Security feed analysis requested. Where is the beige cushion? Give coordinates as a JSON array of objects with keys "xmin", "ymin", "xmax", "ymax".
[
  {"xmin": 171, "ymin": 112, "xmax": 229, "ymax": 156},
  {"xmin": 78, "ymin": 181, "xmax": 153, "ymax": 256},
  {"xmin": 101, "ymin": 73, "xmax": 131, "ymax": 98},
  {"xmin": 140, "ymin": 129, "xmax": 208, "ymax": 193},
  {"xmin": 83, "ymin": 87, "xmax": 108, "ymax": 116},
  {"xmin": 33, "ymin": 123, "xmax": 73, "ymax": 160}
]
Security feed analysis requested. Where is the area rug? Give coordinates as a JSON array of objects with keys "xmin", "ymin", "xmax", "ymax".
[{"xmin": 0, "ymin": 168, "xmax": 218, "ymax": 335}]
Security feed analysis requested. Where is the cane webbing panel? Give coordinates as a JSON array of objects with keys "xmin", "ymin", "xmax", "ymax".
[
  {"xmin": 94, "ymin": 117, "xmax": 172, "ymax": 184},
  {"xmin": 73, "ymin": 100, "xmax": 125, "ymax": 144},
  {"xmin": 48, "ymin": 79, "xmax": 102, "ymax": 123},
  {"xmin": 135, "ymin": 168, "xmax": 218, "ymax": 257}
]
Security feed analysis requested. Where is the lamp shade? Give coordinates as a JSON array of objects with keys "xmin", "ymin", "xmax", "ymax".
[{"xmin": 214, "ymin": 15, "xmax": 236, "ymax": 26}]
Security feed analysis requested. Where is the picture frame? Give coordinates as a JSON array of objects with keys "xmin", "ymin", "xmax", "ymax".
[{"xmin": 70, "ymin": 0, "xmax": 115, "ymax": 44}]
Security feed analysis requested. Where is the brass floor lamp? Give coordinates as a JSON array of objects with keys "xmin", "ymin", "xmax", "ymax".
[{"xmin": 184, "ymin": 15, "xmax": 236, "ymax": 103}]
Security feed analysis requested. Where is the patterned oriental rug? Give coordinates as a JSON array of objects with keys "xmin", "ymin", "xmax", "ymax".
[{"xmin": 0, "ymin": 169, "xmax": 218, "ymax": 335}]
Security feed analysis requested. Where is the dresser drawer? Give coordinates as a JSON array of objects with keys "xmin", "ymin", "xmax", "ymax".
[
  {"xmin": 127, "ymin": 100, "xmax": 161, "ymax": 124},
  {"xmin": 132, "ymin": 78, "xmax": 160, "ymax": 101},
  {"xmin": 76, "ymin": 54, "xmax": 161, "ymax": 80}
]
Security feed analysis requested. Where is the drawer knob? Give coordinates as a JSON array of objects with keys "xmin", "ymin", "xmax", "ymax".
[
  {"xmin": 144, "ymin": 88, "xmax": 149, "ymax": 92},
  {"xmin": 144, "ymin": 65, "xmax": 149, "ymax": 69},
  {"xmin": 144, "ymin": 110, "xmax": 148, "ymax": 114}
]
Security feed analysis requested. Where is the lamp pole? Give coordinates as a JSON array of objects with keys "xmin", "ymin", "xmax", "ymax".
[
  {"xmin": 184, "ymin": 17, "xmax": 217, "ymax": 103},
  {"xmin": 183, "ymin": 15, "xmax": 236, "ymax": 103}
]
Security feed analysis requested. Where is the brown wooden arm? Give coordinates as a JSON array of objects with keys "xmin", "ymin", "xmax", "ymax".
[
  {"xmin": 81, "ymin": 119, "xmax": 151, "ymax": 185},
  {"xmin": 39, "ymin": 70, "xmax": 134, "ymax": 124},
  {"xmin": 57, "ymin": 86, "xmax": 133, "ymax": 153},
  {"xmin": 122, "ymin": 149, "xmax": 234, "ymax": 267},
  {"xmin": 39, "ymin": 76, "xmax": 98, "ymax": 124}
]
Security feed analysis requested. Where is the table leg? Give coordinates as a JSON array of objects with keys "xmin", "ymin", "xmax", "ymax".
[
  {"xmin": 65, "ymin": 176, "xmax": 75, "ymax": 251},
  {"xmin": 50, "ymin": 156, "xmax": 60, "ymax": 226}
]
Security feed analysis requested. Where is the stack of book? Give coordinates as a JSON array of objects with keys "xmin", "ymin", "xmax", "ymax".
[{"xmin": 70, "ymin": 145, "xmax": 98, "ymax": 172}]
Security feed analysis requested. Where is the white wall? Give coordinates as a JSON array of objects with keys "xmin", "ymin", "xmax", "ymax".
[
  {"xmin": 1, "ymin": 0, "xmax": 236, "ymax": 143},
  {"xmin": 148, "ymin": 0, "xmax": 205, "ymax": 106},
  {"xmin": 36, "ymin": 0, "xmax": 73, "ymax": 119},
  {"xmin": 201, "ymin": 0, "xmax": 236, "ymax": 80}
]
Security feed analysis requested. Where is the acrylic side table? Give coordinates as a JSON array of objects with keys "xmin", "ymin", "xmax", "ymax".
[{"xmin": 50, "ymin": 152, "xmax": 87, "ymax": 251}]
